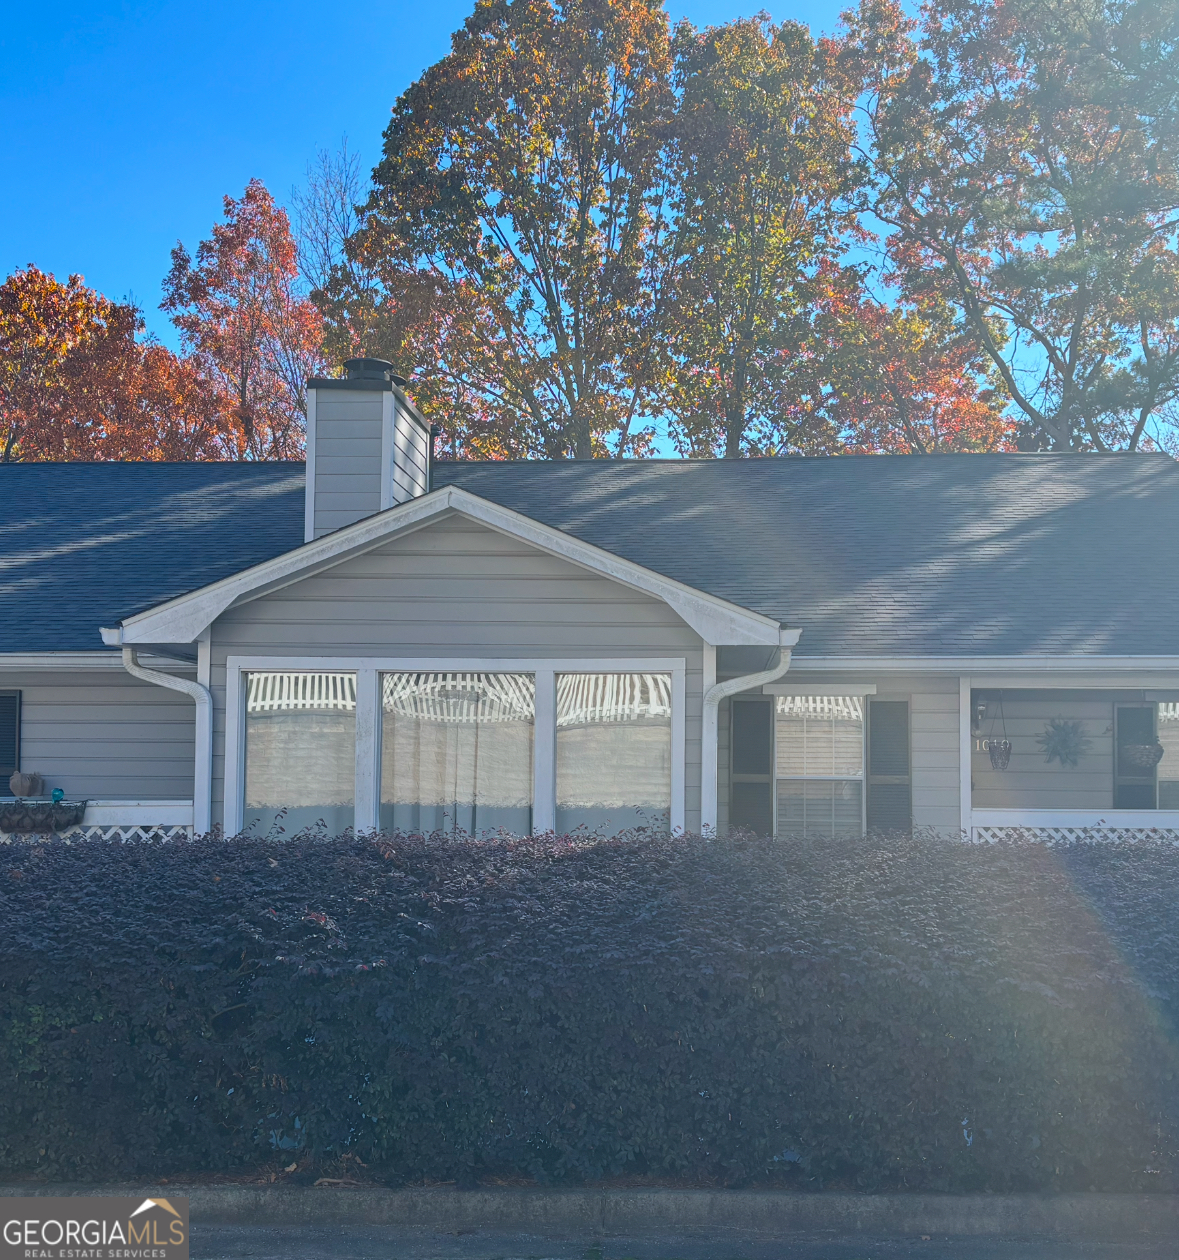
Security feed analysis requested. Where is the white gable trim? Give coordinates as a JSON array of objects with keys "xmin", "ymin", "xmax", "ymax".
[{"xmin": 104, "ymin": 486, "xmax": 784, "ymax": 648}]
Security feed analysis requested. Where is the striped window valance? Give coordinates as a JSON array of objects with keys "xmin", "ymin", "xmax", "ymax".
[
  {"xmin": 245, "ymin": 669, "xmax": 673, "ymax": 726},
  {"xmin": 557, "ymin": 672, "xmax": 671, "ymax": 727},
  {"xmin": 775, "ymin": 694, "xmax": 864, "ymax": 722},
  {"xmin": 382, "ymin": 672, "xmax": 535, "ymax": 724},
  {"xmin": 246, "ymin": 672, "xmax": 357, "ymax": 713}
]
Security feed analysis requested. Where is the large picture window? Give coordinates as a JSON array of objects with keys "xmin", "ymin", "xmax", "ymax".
[
  {"xmin": 379, "ymin": 672, "xmax": 534, "ymax": 836},
  {"xmin": 556, "ymin": 672, "xmax": 672, "ymax": 835},
  {"xmin": 244, "ymin": 671, "xmax": 356, "ymax": 835},
  {"xmin": 775, "ymin": 695, "xmax": 864, "ymax": 838},
  {"xmin": 228, "ymin": 658, "xmax": 684, "ymax": 837}
]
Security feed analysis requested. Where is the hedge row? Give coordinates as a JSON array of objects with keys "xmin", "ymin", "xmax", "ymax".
[{"xmin": 2, "ymin": 829, "xmax": 1179, "ymax": 1190}]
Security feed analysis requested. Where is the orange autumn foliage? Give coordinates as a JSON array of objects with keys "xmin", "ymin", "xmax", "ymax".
[
  {"xmin": 163, "ymin": 180, "xmax": 325, "ymax": 460},
  {"xmin": 0, "ymin": 265, "xmax": 232, "ymax": 462},
  {"xmin": 808, "ymin": 266, "xmax": 1015, "ymax": 453}
]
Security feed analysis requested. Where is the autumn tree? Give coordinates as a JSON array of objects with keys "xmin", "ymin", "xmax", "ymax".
[
  {"xmin": 861, "ymin": 0, "xmax": 1179, "ymax": 450},
  {"xmin": 355, "ymin": 0, "xmax": 678, "ymax": 458},
  {"xmin": 660, "ymin": 15, "xmax": 863, "ymax": 457},
  {"xmin": 163, "ymin": 179, "xmax": 326, "ymax": 459},
  {"xmin": 0, "ymin": 265, "xmax": 101, "ymax": 461},
  {"xmin": 289, "ymin": 143, "xmax": 499, "ymax": 456},
  {"xmin": 0, "ymin": 265, "xmax": 229, "ymax": 462},
  {"xmin": 291, "ymin": 139, "xmax": 382, "ymax": 367},
  {"xmin": 807, "ymin": 265, "xmax": 1013, "ymax": 452}
]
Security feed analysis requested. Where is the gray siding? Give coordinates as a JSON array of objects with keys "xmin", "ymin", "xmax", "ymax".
[
  {"xmin": 972, "ymin": 693, "xmax": 1115, "ymax": 809},
  {"xmin": 310, "ymin": 388, "xmax": 432, "ymax": 538},
  {"xmin": 311, "ymin": 393, "xmax": 384, "ymax": 538},
  {"xmin": 900, "ymin": 677, "xmax": 961, "ymax": 833},
  {"xmin": 391, "ymin": 392, "xmax": 430, "ymax": 504},
  {"xmin": 209, "ymin": 513, "xmax": 704, "ymax": 829},
  {"xmin": 0, "ymin": 669, "xmax": 195, "ymax": 800}
]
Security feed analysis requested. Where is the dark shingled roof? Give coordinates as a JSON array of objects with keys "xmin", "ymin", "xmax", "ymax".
[
  {"xmin": 3, "ymin": 453, "xmax": 1178, "ymax": 657},
  {"xmin": 0, "ymin": 462, "xmax": 305, "ymax": 652},
  {"xmin": 434, "ymin": 454, "xmax": 1179, "ymax": 658}
]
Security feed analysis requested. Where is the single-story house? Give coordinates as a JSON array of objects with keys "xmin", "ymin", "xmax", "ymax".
[{"xmin": 4, "ymin": 357, "xmax": 1179, "ymax": 843}]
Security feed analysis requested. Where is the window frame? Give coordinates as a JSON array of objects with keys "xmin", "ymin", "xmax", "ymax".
[
  {"xmin": 770, "ymin": 692, "xmax": 869, "ymax": 838},
  {"xmin": 224, "ymin": 656, "xmax": 686, "ymax": 836}
]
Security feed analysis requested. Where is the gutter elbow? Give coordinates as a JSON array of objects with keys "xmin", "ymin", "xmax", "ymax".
[{"xmin": 704, "ymin": 638, "xmax": 798, "ymax": 713}]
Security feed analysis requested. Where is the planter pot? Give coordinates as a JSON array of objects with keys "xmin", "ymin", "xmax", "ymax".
[
  {"xmin": 8, "ymin": 771, "xmax": 43, "ymax": 797},
  {"xmin": 1123, "ymin": 742, "xmax": 1165, "ymax": 770},
  {"xmin": 0, "ymin": 799, "xmax": 87, "ymax": 834},
  {"xmin": 988, "ymin": 739, "xmax": 1012, "ymax": 771}
]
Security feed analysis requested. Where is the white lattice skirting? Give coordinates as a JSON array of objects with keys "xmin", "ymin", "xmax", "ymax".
[
  {"xmin": 1, "ymin": 824, "xmax": 193, "ymax": 841},
  {"xmin": 974, "ymin": 825, "xmax": 1179, "ymax": 844}
]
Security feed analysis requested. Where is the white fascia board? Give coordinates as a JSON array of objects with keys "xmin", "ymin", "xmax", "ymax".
[
  {"xmin": 788, "ymin": 655, "xmax": 1179, "ymax": 673},
  {"xmin": 116, "ymin": 486, "xmax": 783, "ymax": 648},
  {"xmin": 0, "ymin": 651, "xmax": 194, "ymax": 671}
]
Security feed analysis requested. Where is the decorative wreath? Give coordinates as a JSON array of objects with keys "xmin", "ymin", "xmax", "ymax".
[{"xmin": 1036, "ymin": 717, "xmax": 1090, "ymax": 768}]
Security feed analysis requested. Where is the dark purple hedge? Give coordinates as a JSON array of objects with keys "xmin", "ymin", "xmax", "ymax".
[{"xmin": 2, "ymin": 830, "xmax": 1178, "ymax": 1190}]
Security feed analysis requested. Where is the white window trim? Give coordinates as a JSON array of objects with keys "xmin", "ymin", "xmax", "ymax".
[{"xmin": 224, "ymin": 656, "xmax": 686, "ymax": 837}]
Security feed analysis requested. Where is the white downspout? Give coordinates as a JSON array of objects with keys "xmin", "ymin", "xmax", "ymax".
[
  {"xmin": 122, "ymin": 647, "xmax": 213, "ymax": 835},
  {"xmin": 700, "ymin": 628, "xmax": 802, "ymax": 836}
]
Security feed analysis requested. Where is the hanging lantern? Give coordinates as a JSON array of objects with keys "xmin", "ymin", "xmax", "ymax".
[{"xmin": 987, "ymin": 692, "xmax": 1012, "ymax": 771}]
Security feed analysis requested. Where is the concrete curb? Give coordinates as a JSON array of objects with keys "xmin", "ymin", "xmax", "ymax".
[{"xmin": 3, "ymin": 1185, "xmax": 1179, "ymax": 1241}]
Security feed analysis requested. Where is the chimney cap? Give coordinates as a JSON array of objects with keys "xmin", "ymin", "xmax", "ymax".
[{"xmin": 343, "ymin": 357, "xmax": 407, "ymax": 386}]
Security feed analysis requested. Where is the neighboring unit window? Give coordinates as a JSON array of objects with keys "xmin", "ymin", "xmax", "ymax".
[
  {"xmin": 729, "ymin": 699, "xmax": 773, "ymax": 836},
  {"xmin": 243, "ymin": 671, "xmax": 356, "ymax": 835},
  {"xmin": 867, "ymin": 700, "xmax": 911, "ymax": 833},
  {"xmin": 555, "ymin": 672, "xmax": 671, "ymax": 835},
  {"xmin": 380, "ymin": 672, "xmax": 534, "ymax": 836},
  {"xmin": 775, "ymin": 695, "xmax": 864, "ymax": 838},
  {"xmin": 0, "ymin": 691, "xmax": 19, "ymax": 790}
]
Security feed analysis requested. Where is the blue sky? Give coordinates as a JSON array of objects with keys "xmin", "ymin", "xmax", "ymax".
[{"xmin": 1, "ymin": 0, "xmax": 853, "ymax": 350}]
